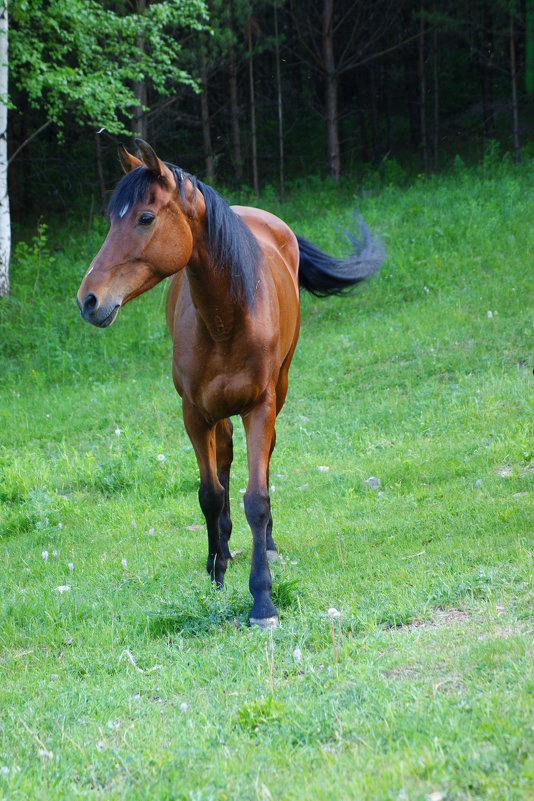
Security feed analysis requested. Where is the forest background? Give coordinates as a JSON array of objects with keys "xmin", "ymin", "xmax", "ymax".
[{"xmin": 5, "ymin": 0, "xmax": 534, "ymax": 250}]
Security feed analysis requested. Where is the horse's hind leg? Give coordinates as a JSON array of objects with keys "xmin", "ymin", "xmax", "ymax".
[
  {"xmin": 216, "ymin": 418, "xmax": 233, "ymax": 560},
  {"xmin": 182, "ymin": 399, "xmax": 228, "ymax": 587}
]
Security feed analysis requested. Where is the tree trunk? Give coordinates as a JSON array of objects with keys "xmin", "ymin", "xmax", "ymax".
[
  {"xmin": 481, "ymin": 0, "xmax": 495, "ymax": 138},
  {"xmin": 402, "ymin": 7, "xmax": 419, "ymax": 151},
  {"xmin": 94, "ymin": 131, "xmax": 106, "ymax": 214},
  {"xmin": 527, "ymin": 0, "xmax": 534, "ymax": 93},
  {"xmin": 228, "ymin": 46, "xmax": 243, "ymax": 181},
  {"xmin": 322, "ymin": 0, "xmax": 340, "ymax": 180},
  {"xmin": 247, "ymin": 18, "xmax": 259, "ymax": 196},
  {"xmin": 418, "ymin": 2, "xmax": 429, "ymax": 173},
  {"xmin": 200, "ymin": 49, "xmax": 215, "ymax": 181},
  {"xmin": 510, "ymin": 6, "xmax": 520, "ymax": 164},
  {"xmin": 0, "ymin": 0, "xmax": 10, "ymax": 298},
  {"xmin": 432, "ymin": 9, "xmax": 439, "ymax": 171},
  {"xmin": 132, "ymin": 0, "xmax": 147, "ymax": 139},
  {"xmin": 369, "ymin": 66, "xmax": 380, "ymax": 162},
  {"xmin": 274, "ymin": 2, "xmax": 284, "ymax": 201}
]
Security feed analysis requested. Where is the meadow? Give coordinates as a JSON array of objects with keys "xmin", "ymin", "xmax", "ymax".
[{"xmin": 0, "ymin": 158, "xmax": 533, "ymax": 800}]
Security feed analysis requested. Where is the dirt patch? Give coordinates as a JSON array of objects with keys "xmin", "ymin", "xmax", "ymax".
[
  {"xmin": 496, "ymin": 463, "xmax": 534, "ymax": 478},
  {"xmin": 397, "ymin": 608, "xmax": 471, "ymax": 631}
]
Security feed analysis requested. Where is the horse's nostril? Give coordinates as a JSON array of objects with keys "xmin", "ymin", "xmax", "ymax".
[{"xmin": 82, "ymin": 293, "xmax": 98, "ymax": 315}]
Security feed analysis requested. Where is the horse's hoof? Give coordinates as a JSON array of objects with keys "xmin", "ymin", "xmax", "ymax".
[
  {"xmin": 266, "ymin": 549, "xmax": 278, "ymax": 563},
  {"xmin": 249, "ymin": 615, "xmax": 278, "ymax": 629}
]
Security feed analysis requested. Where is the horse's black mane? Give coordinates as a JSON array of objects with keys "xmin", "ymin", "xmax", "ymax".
[{"xmin": 107, "ymin": 163, "xmax": 261, "ymax": 305}]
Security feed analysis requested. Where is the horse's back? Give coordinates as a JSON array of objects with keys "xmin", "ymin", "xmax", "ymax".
[{"xmin": 231, "ymin": 206, "xmax": 300, "ymax": 294}]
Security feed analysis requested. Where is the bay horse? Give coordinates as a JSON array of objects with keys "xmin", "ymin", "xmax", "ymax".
[{"xmin": 77, "ymin": 139, "xmax": 383, "ymax": 628}]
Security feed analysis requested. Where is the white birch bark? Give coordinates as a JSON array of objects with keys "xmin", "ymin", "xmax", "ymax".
[{"xmin": 0, "ymin": 0, "xmax": 9, "ymax": 298}]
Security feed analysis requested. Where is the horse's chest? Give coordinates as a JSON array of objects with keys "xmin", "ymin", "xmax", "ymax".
[{"xmin": 172, "ymin": 343, "xmax": 268, "ymax": 422}]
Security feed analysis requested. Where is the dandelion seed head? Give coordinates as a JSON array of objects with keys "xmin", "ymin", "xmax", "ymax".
[
  {"xmin": 327, "ymin": 607, "xmax": 341, "ymax": 619},
  {"xmin": 157, "ymin": 454, "xmax": 165, "ymax": 462},
  {"xmin": 180, "ymin": 702, "xmax": 188, "ymax": 713},
  {"xmin": 115, "ymin": 427, "xmax": 121, "ymax": 436},
  {"xmin": 42, "ymin": 550, "xmax": 49, "ymax": 563},
  {"xmin": 293, "ymin": 646, "xmax": 302, "ymax": 662},
  {"xmin": 149, "ymin": 526, "xmax": 155, "ymax": 536}
]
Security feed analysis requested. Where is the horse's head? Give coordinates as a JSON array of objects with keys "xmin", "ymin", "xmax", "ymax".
[{"xmin": 77, "ymin": 139, "xmax": 196, "ymax": 328}]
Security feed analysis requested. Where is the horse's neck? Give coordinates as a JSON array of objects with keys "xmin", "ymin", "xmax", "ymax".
[{"xmin": 186, "ymin": 243, "xmax": 241, "ymax": 342}]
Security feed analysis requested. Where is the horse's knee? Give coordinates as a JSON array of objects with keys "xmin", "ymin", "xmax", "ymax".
[
  {"xmin": 198, "ymin": 483, "xmax": 224, "ymax": 522},
  {"xmin": 244, "ymin": 489, "xmax": 270, "ymax": 530}
]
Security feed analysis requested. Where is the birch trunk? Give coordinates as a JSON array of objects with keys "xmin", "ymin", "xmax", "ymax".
[{"xmin": 0, "ymin": 0, "xmax": 10, "ymax": 298}]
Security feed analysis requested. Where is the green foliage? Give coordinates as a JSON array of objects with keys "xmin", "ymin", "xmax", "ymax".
[{"xmin": 9, "ymin": 0, "xmax": 209, "ymax": 133}]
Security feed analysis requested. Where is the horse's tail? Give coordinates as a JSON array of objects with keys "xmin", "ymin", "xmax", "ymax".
[{"xmin": 296, "ymin": 218, "xmax": 384, "ymax": 297}]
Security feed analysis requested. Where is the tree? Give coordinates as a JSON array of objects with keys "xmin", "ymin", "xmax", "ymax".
[
  {"xmin": 0, "ymin": 0, "xmax": 8, "ymax": 298},
  {"xmin": 0, "ymin": 0, "xmax": 208, "ymax": 297},
  {"xmin": 291, "ymin": 0, "xmax": 401, "ymax": 180}
]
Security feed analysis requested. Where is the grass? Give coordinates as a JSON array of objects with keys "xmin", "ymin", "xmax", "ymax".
[{"xmin": 0, "ymin": 160, "xmax": 533, "ymax": 800}]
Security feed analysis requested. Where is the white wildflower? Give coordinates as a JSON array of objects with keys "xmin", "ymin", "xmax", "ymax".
[
  {"xmin": 180, "ymin": 702, "xmax": 188, "ymax": 713},
  {"xmin": 115, "ymin": 427, "xmax": 121, "ymax": 436},
  {"xmin": 293, "ymin": 646, "xmax": 302, "ymax": 662},
  {"xmin": 42, "ymin": 550, "xmax": 49, "ymax": 563},
  {"xmin": 56, "ymin": 585, "xmax": 71, "ymax": 594},
  {"xmin": 327, "ymin": 607, "xmax": 341, "ymax": 619}
]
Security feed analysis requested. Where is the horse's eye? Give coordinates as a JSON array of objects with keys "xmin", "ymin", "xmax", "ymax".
[{"xmin": 137, "ymin": 212, "xmax": 155, "ymax": 226}]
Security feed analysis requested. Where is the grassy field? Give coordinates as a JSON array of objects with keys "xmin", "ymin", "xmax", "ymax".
[{"xmin": 0, "ymin": 160, "xmax": 533, "ymax": 800}]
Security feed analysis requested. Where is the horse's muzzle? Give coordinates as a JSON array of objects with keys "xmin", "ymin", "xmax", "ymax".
[{"xmin": 77, "ymin": 293, "xmax": 120, "ymax": 328}]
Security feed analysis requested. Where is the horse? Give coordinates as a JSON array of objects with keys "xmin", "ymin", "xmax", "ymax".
[{"xmin": 76, "ymin": 139, "xmax": 384, "ymax": 628}]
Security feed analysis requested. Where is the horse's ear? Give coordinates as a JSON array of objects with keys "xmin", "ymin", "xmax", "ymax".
[
  {"xmin": 118, "ymin": 144, "xmax": 142, "ymax": 174},
  {"xmin": 135, "ymin": 138, "xmax": 175, "ymax": 186},
  {"xmin": 135, "ymin": 139, "xmax": 164, "ymax": 175}
]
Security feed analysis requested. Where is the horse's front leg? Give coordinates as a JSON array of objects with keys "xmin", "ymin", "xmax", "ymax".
[
  {"xmin": 182, "ymin": 399, "xmax": 228, "ymax": 587},
  {"xmin": 242, "ymin": 392, "xmax": 278, "ymax": 627}
]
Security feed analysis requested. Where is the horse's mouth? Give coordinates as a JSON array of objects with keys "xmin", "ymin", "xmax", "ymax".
[
  {"xmin": 95, "ymin": 305, "xmax": 120, "ymax": 328},
  {"xmin": 78, "ymin": 299, "xmax": 120, "ymax": 328}
]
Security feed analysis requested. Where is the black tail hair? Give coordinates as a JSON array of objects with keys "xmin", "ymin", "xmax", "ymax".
[{"xmin": 297, "ymin": 219, "xmax": 384, "ymax": 297}]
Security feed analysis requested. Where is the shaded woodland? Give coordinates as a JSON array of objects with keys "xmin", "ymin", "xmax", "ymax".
[{"xmin": 8, "ymin": 0, "xmax": 534, "ymax": 221}]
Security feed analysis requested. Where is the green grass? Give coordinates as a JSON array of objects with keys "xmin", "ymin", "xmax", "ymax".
[{"xmin": 1, "ymin": 161, "xmax": 533, "ymax": 800}]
